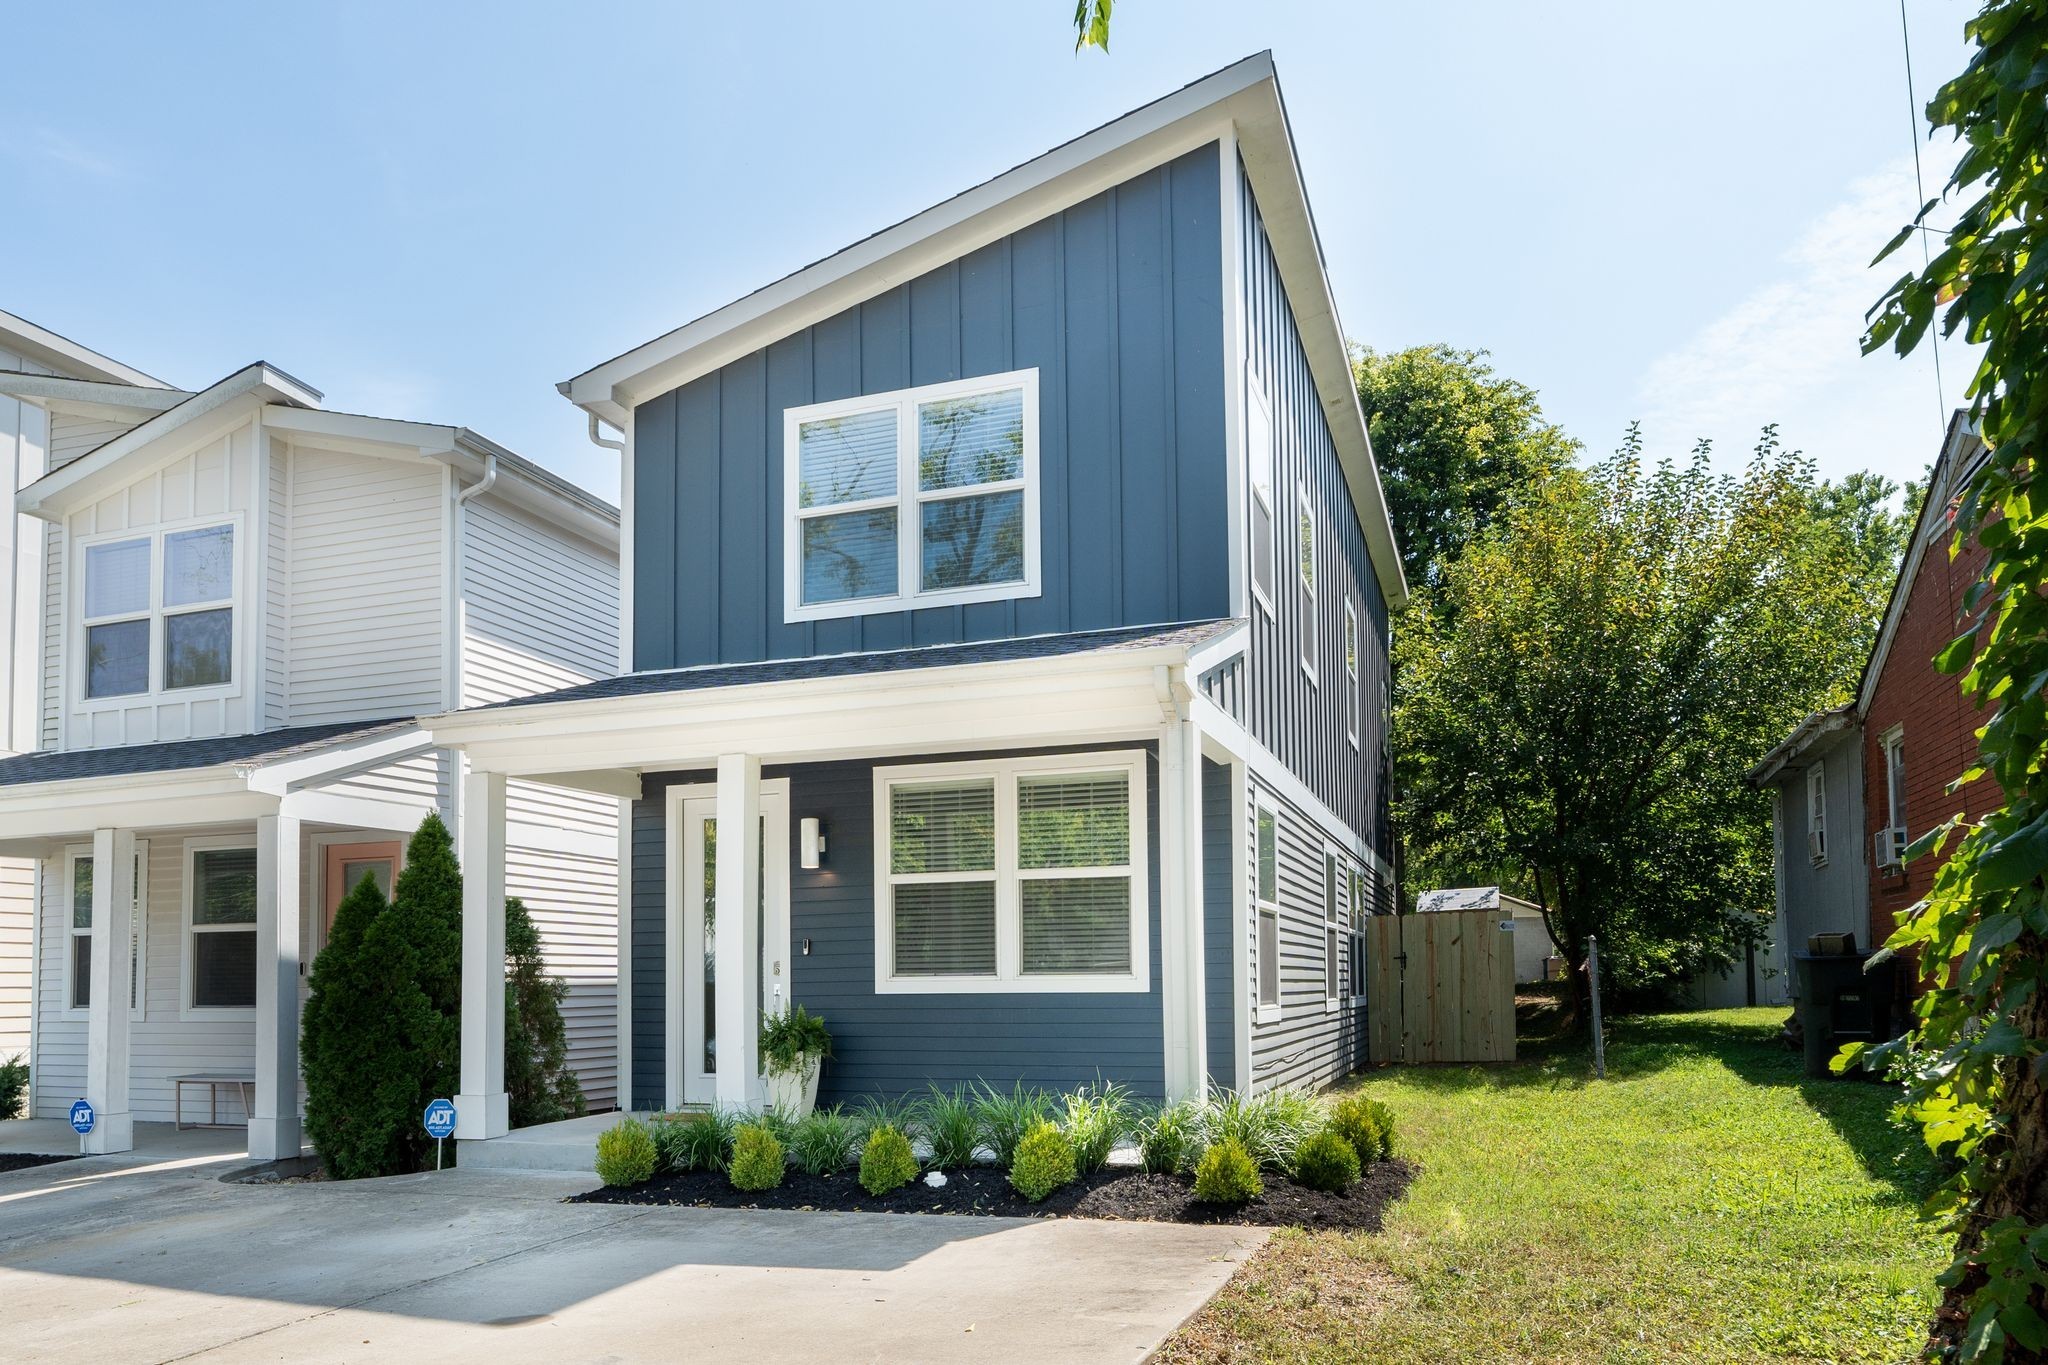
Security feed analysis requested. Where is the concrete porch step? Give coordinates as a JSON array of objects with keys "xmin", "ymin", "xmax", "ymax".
[{"xmin": 457, "ymin": 1113, "xmax": 618, "ymax": 1173}]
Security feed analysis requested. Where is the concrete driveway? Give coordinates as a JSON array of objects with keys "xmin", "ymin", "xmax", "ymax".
[{"xmin": 0, "ymin": 1137, "xmax": 1264, "ymax": 1364}]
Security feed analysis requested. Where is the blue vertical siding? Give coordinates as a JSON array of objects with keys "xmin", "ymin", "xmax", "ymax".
[
  {"xmin": 1238, "ymin": 160, "xmax": 1393, "ymax": 857},
  {"xmin": 630, "ymin": 142, "xmax": 1228, "ymax": 670},
  {"xmin": 627, "ymin": 745, "xmax": 1168, "ymax": 1105}
]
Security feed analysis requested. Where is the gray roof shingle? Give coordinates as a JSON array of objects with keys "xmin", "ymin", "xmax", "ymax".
[
  {"xmin": 0, "ymin": 717, "xmax": 415, "ymax": 789},
  {"xmin": 474, "ymin": 620, "xmax": 1241, "ymax": 713}
]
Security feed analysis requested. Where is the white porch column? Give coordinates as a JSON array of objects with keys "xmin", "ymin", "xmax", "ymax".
[
  {"xmin": 713, "ymin": 753, "xmax": 761, "ymax": 1109},
  {"xmin": 456, "ymin": 768, "xmax": 509, "ymax": 1140},
  {"xmin": 1160, "ymin": 718, "xmax": 1209, "ymax": 1102},
  {"xmin": 83, "ymin": 827, "xmax": 135, "ymax": 1154},
  {"xmin": 249, "ymin": 813, "xmax": 301, "ymax": 1160}
]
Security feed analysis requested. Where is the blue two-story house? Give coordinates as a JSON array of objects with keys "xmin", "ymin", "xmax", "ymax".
[{"xmin": 427, "ymin": 53, "xmax": 1407, "ymax": 1139}]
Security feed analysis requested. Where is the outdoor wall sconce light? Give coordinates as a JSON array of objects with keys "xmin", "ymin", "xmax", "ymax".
[{"xmin": 800, "ymin": 817, "xmax": 827, "ymax": 869}]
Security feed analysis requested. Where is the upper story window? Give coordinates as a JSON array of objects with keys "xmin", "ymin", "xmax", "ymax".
[
  {"xmin": 1805, "ymin": 765, "xmax": 1827, "ymax": 865},
  {"xmin": 1344, "ymin": 599, "xmax": 1360, "ymax": 748},
  {"xmin": 1297, "ymin": 481, "xmax": 1317, "ymax": 681},
  {"xmin": 80, "ymin": 521, "xmax": 235, "ymax": 701},
  {"xmin": 1248, "ymin": 380, "xmax": 1276, "ymax": 613},
  {"xmin": 783, "ymin": 370, "xmax": 1040, "ymax": 623},
  {"xmin": 1883, "ymin": 727, "xmax": 1907, "ymax": 838}
]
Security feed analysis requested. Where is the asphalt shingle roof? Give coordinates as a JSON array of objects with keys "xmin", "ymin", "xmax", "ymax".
[
  {"xmin": 476, "ymin": 620, "xmax": 1241, "ymax": 712},
  {"xmin": 0, "ymin": 717, "xmax": 414, "ymax": 789}
]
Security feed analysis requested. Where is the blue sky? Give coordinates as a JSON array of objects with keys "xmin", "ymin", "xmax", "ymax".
[{"xmin": 3, "ymin": 2, "xmax": 1971, "ymax": 504}]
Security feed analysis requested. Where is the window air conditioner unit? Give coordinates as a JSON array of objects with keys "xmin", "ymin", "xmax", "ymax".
[{"xmin": 1874, "ymin": 827, "xmax": 1906, "ymax": 871}]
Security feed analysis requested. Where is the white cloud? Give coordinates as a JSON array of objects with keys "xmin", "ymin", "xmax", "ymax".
[{"xmin": 1633, "ymin": 156, "xmax": 1974, "ymax": 490}]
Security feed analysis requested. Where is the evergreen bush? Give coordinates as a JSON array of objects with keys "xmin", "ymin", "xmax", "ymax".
[
  {"xmin": 595, "ymin": 1116, "xmax": 658, "ymax": 1187},
  {"xmin": 1194, "ymin": 1137, "xmax": 1263, "ymax": 1205},
  {"xmin": 1292, "ymin": 1129, "xmax": 1362, "ymax": 1192},
  {"xmin": 505, "ymin": 897, "xmax": 585, "ymax": 1128},
  {"xmin": 1009, "ymin": 1120, "xmax": 1078, "ymax": 1202},
  {"xmin": 0, "ymin": 1053, "xmax": 26, "ymax": 1122},
  {"xmin": 728, "ymin": 1123, "xmax": 786, "ymax": 1192},
  {"xmin": 1329, "ymin": 1094, "xmax": 1395, "ymax": 1164},
  {"xmin": 858, "ymin": 1123, "xmax": 919, "ymax": 1195}
]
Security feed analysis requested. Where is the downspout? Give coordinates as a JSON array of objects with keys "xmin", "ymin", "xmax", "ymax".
[{"xmin": 587, "ymin": 413, "xmax": 625, "ymax": 454}]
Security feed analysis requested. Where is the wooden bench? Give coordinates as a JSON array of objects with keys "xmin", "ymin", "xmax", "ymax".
[{"xmin": 169, "ymin": 1073, "xmax": 255, "ymax": 1130}]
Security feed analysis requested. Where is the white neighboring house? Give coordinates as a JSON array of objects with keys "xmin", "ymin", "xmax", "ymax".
[
  {"xmin": 0, "ymin": 328, "xmax": 621, "ymax": 1155},
  {"xmin": 1416, "ymin": 886, "xmax": 1559, "ymax": 983}
]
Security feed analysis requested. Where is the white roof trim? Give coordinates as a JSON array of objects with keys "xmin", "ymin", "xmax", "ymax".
[
  {"xmin": 0, "ymin": 309, "xmax": 170, "ymax": 388},
  {"xmin": 0, "ymin": 371, "xmax": 191, "ymax": 420}
]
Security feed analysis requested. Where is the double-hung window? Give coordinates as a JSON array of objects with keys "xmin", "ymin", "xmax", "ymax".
[
  {"xmin": 81, "ymin": 522, "xmax": 235, "ymax": 701},
  {"xmin": 785, "ymin": 370, "xmax": 1039, "ymax": 622},
  {"xmin": 65, "ymin": 842, "xmax": 146, "ymax": 1019},
  {"xmin": 1297, "ymin": 481, "xmax": 1317, "ymax": 680},
  {"xmin": 876, "ymin": 751, "xmax": 1147, "ymax": 993},
  {"xmin": 1255, "ymin": 795, "xmax": 1280, "ymax": 1017},
  {"xmin": 1348, "ymin": 865, "xmax": 1369, "ymax": 1006},
  {"xmin": 1248, "ymin": 380, "xmax": 1276, "ymax": 612},
  {"xmin": 1805, "ymin": 765, "xmax": 1827, "ymax": 865},
  {"xmin": 1323, "ymin": 848, "xmax": 1341, "ymax": 1010},
  {"xmin": 1344, "ymin": 600, "xmax": 1360, "ymax": 748},
  {"xmin": 185, "ymin": 840, "xmax": 258, "ymax": 1012}
]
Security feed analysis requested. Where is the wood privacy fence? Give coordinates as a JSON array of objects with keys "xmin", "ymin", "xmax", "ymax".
[{"xmin": 1366, "ymin": 909, "xmax": 1517, "ymax": 1064}]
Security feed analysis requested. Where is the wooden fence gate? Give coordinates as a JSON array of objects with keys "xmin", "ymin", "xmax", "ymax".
[{"xmin": 1366, "ymin": 909, "xmax": 1517, "ymax": 1064}]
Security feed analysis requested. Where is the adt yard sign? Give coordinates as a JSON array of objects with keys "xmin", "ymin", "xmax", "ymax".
[
  {"xmin": 69, "ymin": 1099, "xmax": 94, "ymax": 1135},
  {"xmin": 424, "ymin": 1098, "xmax": 457, "ymax": 1140}
]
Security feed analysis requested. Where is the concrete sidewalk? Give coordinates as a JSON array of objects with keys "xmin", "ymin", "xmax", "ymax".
[{"xmin": 0, "ymin": 1157, "xmax": 1265, "ymax": 1363}]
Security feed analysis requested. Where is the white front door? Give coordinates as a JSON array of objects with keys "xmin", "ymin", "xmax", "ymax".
[{"xmin": 671, "ymin": 785, "xmax": 790, "ymax": 1108}]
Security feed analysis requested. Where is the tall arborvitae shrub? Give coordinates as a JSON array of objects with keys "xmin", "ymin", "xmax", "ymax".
[
  {"xmin": 373, "ymin": 812, "xmax": 465, "ymax": 1174},
  {"xmin": 506, "ymin": 896, "xmax": 584, "ymax": 1128},
  {"xmin": 302, "ymin": 872, "xmax": 410, "ymax": 1178}
]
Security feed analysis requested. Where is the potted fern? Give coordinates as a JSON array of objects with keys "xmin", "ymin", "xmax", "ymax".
[{"xmin": 760, "ymin": 1004, "xmax": 832, "ymax": 1117}]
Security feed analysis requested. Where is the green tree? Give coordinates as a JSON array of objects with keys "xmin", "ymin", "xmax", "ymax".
[
  {"xmin": 1397, "ymin": 426, "xmax": 1873, "ymax": 1004},
  {"xmin": 1849, "ymin": 3, "xmax": 2048, "ymax": 1358},
  {"xmin": 1072, "ymin": 0, "xmax": 1111, "ymax": 50},
  {"xmin": 1808, "ymin": 468, "xmax": 1925, "ymax": 635},
  {"xmin": 1352, "ymin": 344, "xmax": 1578, "ymax": 590},
  {"xmin": 301, "ymin": 871, "xmax": 414, "ymax": 1179},
  {"xmin": 506, "ymin": 896, "xmax": 585, "ymax": 1128}
]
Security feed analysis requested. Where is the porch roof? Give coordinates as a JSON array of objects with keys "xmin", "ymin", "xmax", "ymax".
[{"xmin": 0, "ymin": 717, "xmax": 413, "ymax": 788}]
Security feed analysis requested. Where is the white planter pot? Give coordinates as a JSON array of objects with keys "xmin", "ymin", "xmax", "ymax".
[{"xmin": 764, "ymin": 1055, "xmax": 822, "ymax": 1117}]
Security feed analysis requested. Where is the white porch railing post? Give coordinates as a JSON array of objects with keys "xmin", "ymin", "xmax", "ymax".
[
  {"xmin": 250, "ymin": 813, "xmax": 301, "ymax": 1161},
  {"xmin": 714, "ymin": 753, "xmax": 761, "ymax": 1109},
  {"xmin": 456, "ymin": 768, "xmax": 509, "ymax": 1140},
  {"xmin": 83, "ymin": 827, "xmax": 135, "ymax": 1154}
]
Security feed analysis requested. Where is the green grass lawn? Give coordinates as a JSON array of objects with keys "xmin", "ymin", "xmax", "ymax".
[{"xmin": 1159, "ymin": 1007, "xmax": 1948, "ymax": 1364}]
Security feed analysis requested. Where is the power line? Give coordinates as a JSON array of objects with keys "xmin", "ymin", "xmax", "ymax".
[{"xmin": 1900, "ymin": 0, "xmax": 1949, "ymax": 427}]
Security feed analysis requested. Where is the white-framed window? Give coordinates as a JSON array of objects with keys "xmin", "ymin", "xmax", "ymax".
[
  {"xmin": 182, "ymin": 837, "xmax": 259, "ymax": 1015},
  {"xmin": 874, "ymin": 750, "xmax": 1148, "ymax": 994},
  {"xmin": 783, "ymin": 369, "xmax": 1041, "ymax": 623},
  {"xmin": 1344, "ymin": 599, "xmax": 1360, "ymax": 749},
  {"xmin": 1883, "ymin": 727, "xmax": 1907, "ymax": 843},
  {"xmin": 1805, "ymin": 765, "xmax": 1827, "ymax": 865},
  {"xmin": 1348, "ymin": 864, "xmax": 1369, "ymax": 1007},
  {"xmin": 1247, "ymin": 378, "xmax": 1276, "ymax": 614},
  {"xmin": 1297, "ymin": 481, "xmax": 1317, "ymax": 681},
  {"xmin": 1255, "ymin": 794, "xmax": 1280, "ymax": 1019},
  {"xmin": 1323, "ymin": 846, "xmax": 1341, "ymax": 1011},
  {"xmin": 78, "ymin": 518, "xmax": 237, "ymax": 703},
  {"xmin": 62, "ymin": 841, "xmax": 147, "ymax": 1020}
]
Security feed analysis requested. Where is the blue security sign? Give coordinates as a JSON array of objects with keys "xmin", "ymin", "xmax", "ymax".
[
  {"xmin": 423, "ymin": 1098, "xmax": 457, "ymax": 1140},
  {"xmin": 69, "ymin": 1099, "xmax": 95, "ymax": 1135}
]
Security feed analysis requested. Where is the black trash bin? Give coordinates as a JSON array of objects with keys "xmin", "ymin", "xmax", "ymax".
[{"xmin": 1793, "ymin": 945, "xmax": 1900, "ymax": 1078}]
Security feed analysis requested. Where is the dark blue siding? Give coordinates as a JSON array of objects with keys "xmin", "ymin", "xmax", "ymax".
[
  {"xmin": 1239, "ymin": 160, "xmax": 1394, "ymax": 857},
  {"xmin": 1202, "ymin": 756, "xmax": 1235, "ymax": 1091},
  {"xmin": 631, "ymin": 142, "xmax": 1228, "ymax": 670},
  {"xmin": 628, "ymin": 745, "xmax": 1167, "ymax": 1105}
]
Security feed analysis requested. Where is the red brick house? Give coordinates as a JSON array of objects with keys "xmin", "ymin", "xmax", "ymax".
[{"xmin": 1857, "ymin": 412, "xmax": 1997, "ymax": 956}]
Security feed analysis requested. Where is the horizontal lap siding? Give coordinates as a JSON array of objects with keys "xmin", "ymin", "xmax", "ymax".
[
  {"xmin": 630, "ymin": 745, "xmax": 1167, "ymax": 1104},
  {"xmin": 1248, "ymin": 782, "xmax": 1364, "ymax": 1092},
  {"xmin": 0, "ymin": 858, "xmax": 30, "ymax": 1061},
  {"xmin": 508, "ymin": 844, "xmax": 618, "ymax": 1110},
  {"xmin": 630, "ymin": 142, "xmax": 1227, "ymax": 670}
]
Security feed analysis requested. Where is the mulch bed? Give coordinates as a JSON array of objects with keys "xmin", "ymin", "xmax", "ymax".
[
  {"xmin": 571, "ymin": 1157, "xmax": 1413, "ymax": 1232},
  {"xmin": 0, "ymin": 1152, "xmax": 82, "ymax": 1174}
]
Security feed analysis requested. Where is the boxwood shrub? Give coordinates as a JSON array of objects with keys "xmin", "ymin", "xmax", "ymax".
[
  {"xmin": 1009, "ymin": 1120, "xmax": 1078, "ymax": 1202},
  {"xmin": 728, "ymin": 1123, "xmax": 786, "ymax": 1192},
  {"xmin": 1193, "ymin": 1136, "xmax": 1262, "ymax": 1205},
  {"xmin": 595, "ymin": 1116, "xmax": 658, "ymax": 1188},
  {"xmin": 859, "ymin": 1123, "xmax": 919, "ymax": 1195}
]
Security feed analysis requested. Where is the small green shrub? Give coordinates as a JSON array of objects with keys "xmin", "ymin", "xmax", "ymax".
[
  {"xmin": 595, "ymin": 1116, "xmax": 658, "ymax": 1188},
  {"xmin": 859, "ymin": 1123, "xmax": 919, "ymax": 1195},
  {"xmin": 1208, "ymin": 1087, "xmax": 1321, "ymax": 1171},
  {"xmin": 0, "ymin": 1054, "xmax": 26, "ymax": 1122},
  {"xmin": 853, "ymin": 1094, "xmax": 921, "ymax": 1145},
  {"xmin": 1139, "ymin": 1099, "xmax": 1205, "ymax": 1175},
  {"xmin": 1194, "ymin": 1137, "xmax": 1263, "ymax": 1205},
  {"xmin": 1009, "ymin": 1120, "xmax": 1079, "ymax": 1202},
  {"xmin": 662, "ymin": 1107, "xmax": 738, "ymax": 1173},
  {"xmin": 917, "ymin": 1084, "xmax": 982, "ymax": 1168},
  {"xmin": 788, "ymin": 1107, "xmax": 860, "ymax": 1175},
  {"xmin": 973, "ymin": 1080, "xmax": 1055, "ymax": 1168},
  {"xmin": 1292, "ymin": 1128, "xmax": 1362, "ymax": 1192},
  {"xmin": 1328, "ymin": 1093, "xmax": 1395, "ymax": 1165},
  {"xmin": 728, "ymin": 1123, "xmax": 786, "ymax": 1192},
  {"xmin": 1059, "ymin": 1080, "xmax": 1136, "ymax": 1175}
]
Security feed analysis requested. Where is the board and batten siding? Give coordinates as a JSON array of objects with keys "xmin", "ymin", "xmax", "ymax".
[
  {"xmin": 286, "ymin": 444, "xmax": 444, "ymax": 726},
  {"xmin": 629, "ymin": 745, "xmax": 1167, "ymax": 1105},
  {"xmin": 631, "ymin": 141, "xmax": 1228, "ymax": 671},
  {"xmin": 1238, "ymin": 160, "xmax": 1393, "ymax": 857}
]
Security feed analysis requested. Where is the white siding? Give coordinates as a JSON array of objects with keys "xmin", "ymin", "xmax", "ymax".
[
  {"xmin": 509, "ymin": 843, "xmax": 618, "ymax": 1109},
  {"xmin": 48, "ymin": 413, "xmax": 136, "ymax": 468},
  {"xmin": 264, "ymin": 439, "xmax": 289, "ymax": 727},
  {"xmin": 320, "ymin": 749, "xmax": 453, "ymax": 814},
  {"xmin": 0, "ymin": 859, "xmax": 30, "ymax": 1064},
  {"xmin": 286, "ymin": 445, "xmax": 444, "ymax": 724}
]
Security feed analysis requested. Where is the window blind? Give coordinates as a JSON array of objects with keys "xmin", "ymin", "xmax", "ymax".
[
  {"xmin": 1021, "ymin": 876, "xmax": 1132, "ymax": 974},
  {"xmin": 891, "ymin": 780, "xmax": 995, "ymax": 874},
  {"xmin": 1017, "ymin": 773, "xmax": 1129, "ymax": 869},
  {"xmin": 894, "ymin": 882, "xmax": 996, "ymax": 976}
]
